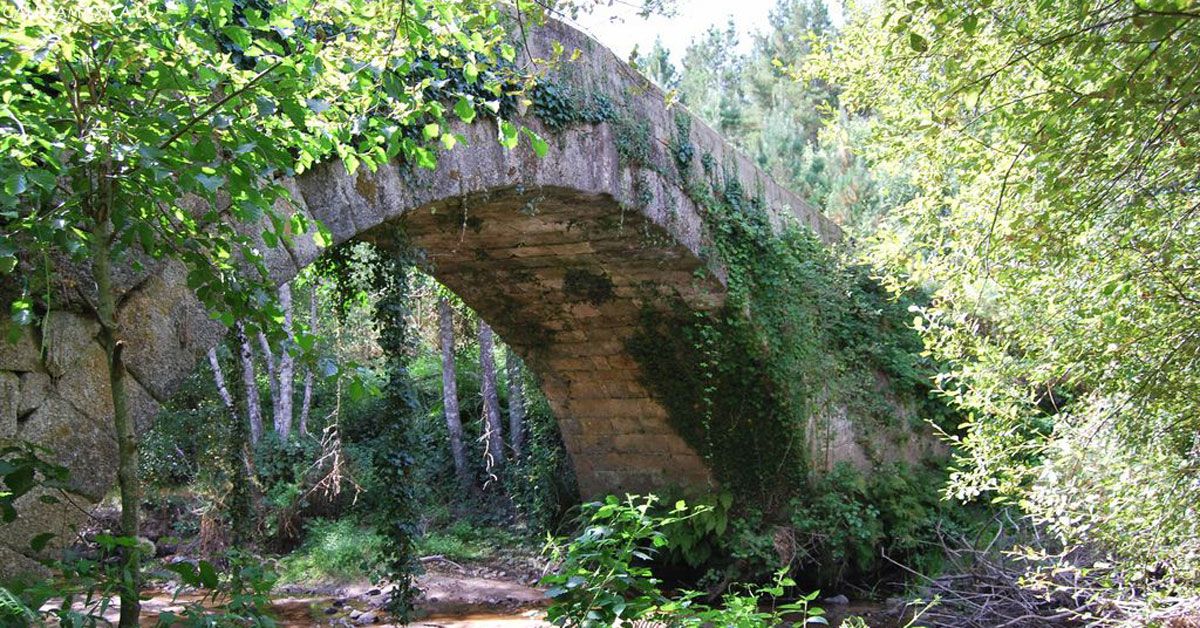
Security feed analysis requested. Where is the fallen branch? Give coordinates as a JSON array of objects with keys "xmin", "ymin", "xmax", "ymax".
[{"xmin": 420, "ymin": 555, "xmax": 466, "ymax": 572}]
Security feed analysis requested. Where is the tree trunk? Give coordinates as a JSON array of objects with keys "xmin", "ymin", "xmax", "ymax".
[
  {"xmin": 439, "ymin": 297, "xmax": 470, "ymax": 489},
  {"xmin": 236, "ymin": 322, "xmax": 263, "ymax": 445},
  {"xmin": 298, "ymin": 283, "xmax": 317, "ymax": 437},
  {"xmin": 257, "ymin": 330, "xmax": 279, "ymax": 431},
  {"xmin": 274, "ymin": 283, "xmax": 295, "ymax": 440},
  {"xmin": 93, "ymin": 215, "xmax": 141, "ymax": 627},
  {"xmin": 220, "ymin": 342, "xmax": 254, "ymax": 545},
  {"xmin": 208, "ymin": 348, "xmax": 236, "ymax": 417},
  {"xmin": 506, "ymin": 349, "xmax": 526, "ymax": 460},
  {"xmin": 479, "ymin": 320, "xmax": 504, "ymax": 476}
]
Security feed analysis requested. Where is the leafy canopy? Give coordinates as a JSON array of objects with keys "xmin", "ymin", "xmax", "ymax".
[
  {"xmin": 816, "ymin": 0, "xmax": 1200, "ymax": 582},
  {"xmin": 0, "ymin": 0, "xmax": 539, "ymax": 336}
]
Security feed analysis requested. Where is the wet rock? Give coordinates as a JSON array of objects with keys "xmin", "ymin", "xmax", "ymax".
[{"xmin": 825, "ymin": 594, "xmax": 850, "ymax": 605}]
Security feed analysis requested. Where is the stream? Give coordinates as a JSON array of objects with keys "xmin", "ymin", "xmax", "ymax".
[{"xmin": 57, "ymin": 563, "xmax": 892, "ymax": 626}]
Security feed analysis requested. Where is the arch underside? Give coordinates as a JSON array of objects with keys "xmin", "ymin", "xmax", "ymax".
[{"xmin": 366, "ymin": 184, "xmax": 721, "ymax": 496}]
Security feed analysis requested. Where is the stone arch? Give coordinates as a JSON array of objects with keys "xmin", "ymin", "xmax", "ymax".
[{"xmin": 0, "ymin": 17, "xmax": 840, "ymax": 575}]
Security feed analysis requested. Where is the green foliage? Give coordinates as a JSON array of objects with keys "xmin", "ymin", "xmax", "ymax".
[
  {"xmin": 760, "ymin": 463, "xmax": 975, "ymax": 587},
  {"xmin": 541, "ymin": 495, "xmax": 829, "ymax": 627},
  {"xmin": 356, "ymin": 254, "xmax": 424, "ymax": 619},
  {"xmin": 789, "ymin": 465, "xmax": 883, "ymax": 585},
  {"xmin": 671, "ymin": 112, "xmax": 695, "ymax": 176},
  {"xmin": 0, "ymin": 526, "xmax": 276, "ymax": 628},
  {"xmin": 672, "ymin": 579, "xmax": 827, "ymax": 628},
  {"xmin": 278, "ymin": 519, "xmax": 386, "ymax": 584},
  {"xmin": 160, "ymin": 550, "xmax": 278, "ymax": 627},
  {"xmin": 139, "ymin": 373, "xmax": 232, "ymax": 491},
  {"xmin": 659, "ymin": 490, "xmax": 733, "ymax": 568},
  {"xmin": 817, "ymin": 0, "xmax": 1200, "ymax": 588},
  {"xmin": 0, "ymin": 0, "xmax": 519, "ymax": 337},
  {"xmin": 416, "ymin": 521, "xmax": 525, "ymax": 563},
  {"xmin": 0, "ymin": 585, "xmax": 34, "ymax": 627},
  {"xmin": 633, "ymin": 465, "xmax": 972, "ymax": 590},
  {"xmin": 541, "ymin": 495, "xmax": 701, "ymax": 626},
  {"xmin": 503, "ymin": 382, "xmax": 580, "ymax": 535},
  {"xmin": 646, "ymin": 1, "xmax": 888, "ymax": 230}
]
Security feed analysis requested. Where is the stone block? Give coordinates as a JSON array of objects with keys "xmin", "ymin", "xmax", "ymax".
[
  {"xmin": 117, "ymin": 260, "xmax": 225, "ymax": 402},
  {"xmin": 19, "ymin": 395, "xmax": 118, "ymax": 501},
  {"xmin": 0, "ymin": 543, "xmax": 51, "ymax": 581},
  {"xmin": 17, "ymin": 371, "xmax": 51, "ymax": 417},
  {"xmin": 55, "ymin": 340, "xmax": 160, "ymax": 433},
  {"xmin": 0, "ymin": 324, "xmax": 42, "ymax": 372},
  {"xmin": 42, "ymin": 311, "xmax": 100, "ymax": 378},
  {"xmin": 279, "ymin": 179, "xmax": 323, "ymax": 269}
]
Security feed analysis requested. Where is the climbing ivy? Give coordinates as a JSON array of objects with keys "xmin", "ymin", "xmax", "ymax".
[
  {"xmin": 630, "ymin": 168, "xmax": 952, "ymax": 499},
  {"xmin": 530, "ymin": 81, "xmax": 616, "ymax": 132},
  {"xmin": 671, "ymin": 111, "xmax": 695, "ymax": 176},
  {"xmin": 361, "ymin": 248, "xmax": 424, "ymax": 618}
]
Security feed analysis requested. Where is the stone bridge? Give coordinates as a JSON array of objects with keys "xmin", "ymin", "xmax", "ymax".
[{"xmin": 0, "ymin": 18, "xmax": 839, "ymax": 573}]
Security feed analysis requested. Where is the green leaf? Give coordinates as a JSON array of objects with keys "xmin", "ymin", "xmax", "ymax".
[
  {"xmin": 10, "ymin": 298, "xmax": 33, "ymax": 326},
  {"xmin": 198, "ymin": 560, "xmax": 220, "ymax": 589},
  {"xmin": 454, "ymin": 97, "xmax": 476, "ymax": 123},
  {"xmin": 498, "ymin": 120, "xmax": 519, "ymax": 149},
  {"xmin": 527, "ymin": 130, "xmax": 549, "ymax": 158},
  {"xmin": 908, "ymin": 32, "xmax": 929, "ymax": 52},
  {"xmin": 29, "ymin": 532, "xmax": 55, "ymax": 552},
  {"xmin": 196, "ymin": 173, "xmax": 225, "ymax": 192},
  {"xmin": 256, "ymin": 96, "xmax": 277, "ymax": 116},
  {"xmin": 962, "ymin": 14, "xmax": 979, "ymax": 35},
  {"xmin": 222, "ymin": 26, "xmax": 252, "ymax": 50},
  {"xmin": 167, "ymin": 561, "xmax": 199, "ymax": 587}
]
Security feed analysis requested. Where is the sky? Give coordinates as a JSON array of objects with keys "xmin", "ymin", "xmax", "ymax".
[{"xmin": 569, "ymin": 0, "xmax": 844, "ymax": 64}]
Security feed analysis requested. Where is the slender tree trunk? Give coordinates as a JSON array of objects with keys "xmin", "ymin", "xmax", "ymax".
[
  {"xmin": 479, "ymin": 320, "xmax": 504, "ymax": 475},
  {"xmin": 298, "ymin": 284, "xmax": 317, "ymax": 437},
  {"xmin": 257, "ymin": 330, "xmax": 279, "ymax": 429},
  {"xmin": 236, "ymin": 322, "xmax": 263, "ymax": 445},
  {"xmin": 275, "ymin": 283, "xmax": 295, "ymax": 439},
  {"xmin": 93, "ymin": 215, "xmax": 140, "ymax": 627},
  {"xmin": 439, "ymin": 297, "xmax": 470, "ymax": 489},
  {"xmin": 208, "ymin": 348, "xmax": 236, "ymax": 416},
  {"xmin": 218, "ymin": 345, "xmax": 253, "ymax": 545},
  {"xmin": 506, "ymin": 349, "xmax": 526, "ymax": 460}
]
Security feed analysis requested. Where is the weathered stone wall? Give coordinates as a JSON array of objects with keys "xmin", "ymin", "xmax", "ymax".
[{"xmin": 0, "ymin": 17, "xmax": 842, "ymax": 577}]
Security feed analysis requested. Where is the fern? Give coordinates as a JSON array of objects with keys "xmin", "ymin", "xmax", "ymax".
[{"xmin": 0, "ymin": 586, "xmax": 35, "ymax": 627}]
